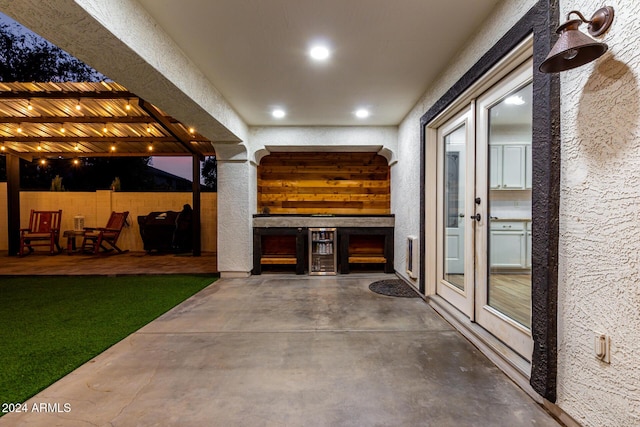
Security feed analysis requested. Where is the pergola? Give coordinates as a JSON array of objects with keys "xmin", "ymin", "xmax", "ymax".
[{"xmin": 1, "ymin": 81, "xmax": 215, "ymax": 256}]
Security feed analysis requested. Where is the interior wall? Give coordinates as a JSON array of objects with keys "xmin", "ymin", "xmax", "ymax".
[
  {"xmin": 556, "ymin": 1, "xmax": 640, "ymax": 426},
  {"xmin": 393, "ymin": 0, "xmax": 537, "ymax": 285}
]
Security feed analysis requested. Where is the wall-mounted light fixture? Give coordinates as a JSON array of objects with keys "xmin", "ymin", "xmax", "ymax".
[{"xmin": 539, "ymin": 6, "xmax": 614, "ymax": 73}]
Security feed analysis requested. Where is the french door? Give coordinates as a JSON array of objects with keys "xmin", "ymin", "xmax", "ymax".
[
  {"xmin": 435, "ymin": 58, "xmax": 533, "ymax": 359},
  {"xmin": 436, "ymin": 107, "xmax": 475, "ymax": 318}
]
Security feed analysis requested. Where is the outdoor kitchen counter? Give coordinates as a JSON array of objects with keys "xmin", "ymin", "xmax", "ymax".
[
  {"xmin": 253, "ymin": 214, "xmax": 395, "ymax": 228},
  {"xmin": 252, "ymin": 215, "xmax": 395, "ymax": 275}
]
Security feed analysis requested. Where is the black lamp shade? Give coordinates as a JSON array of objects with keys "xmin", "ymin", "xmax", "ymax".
[{"xmin": 539, "ymin": 19, "xmax": 608, "ymax": 73}]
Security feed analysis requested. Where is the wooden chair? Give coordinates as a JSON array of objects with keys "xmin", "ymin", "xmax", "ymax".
[
  {"xmin": 19, "ymin": 209, "xmax": 63, "ymax": 256},
  {"xmin": 81, "ymin": 211, "xmax": 130, "ymax": 254}
]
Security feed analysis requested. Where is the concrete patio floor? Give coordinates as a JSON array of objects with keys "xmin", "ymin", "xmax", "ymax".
[{"xmin": 0, "ymin": 274, "xmax": 560, "ymax": 426}]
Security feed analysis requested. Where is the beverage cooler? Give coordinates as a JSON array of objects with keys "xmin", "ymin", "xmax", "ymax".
[{"xmin": 309, "ymin": 228, "xmax": 337, "ymax": 275}]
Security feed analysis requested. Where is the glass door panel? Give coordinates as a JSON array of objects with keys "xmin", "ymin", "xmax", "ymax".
[
  {"xmin": 476, "ymin": 58, "xmax": 533, "ymax": 359},
  {"xmin": 436, "ymin": 107, "xmax": 474, "ymax": 318},
  {"xmin": 487, "ymin": 83, "xmax": 532, "ymax": 328},
  {"xmin": 444, "ymin": 125, "xmax": 466, "ymax": 290}
]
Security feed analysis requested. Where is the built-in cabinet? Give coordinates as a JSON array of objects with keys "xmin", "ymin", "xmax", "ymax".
[
  {"xmin": 489, "ymin": 144, "xmax": 532, "ymax": 190},
  {"xmin": 252, "ymin": 218, "xmax": 394, "ymax": 275},
  {"xmin": 489, "ymin": 220, "xmax": 531, "ymax": 269}
]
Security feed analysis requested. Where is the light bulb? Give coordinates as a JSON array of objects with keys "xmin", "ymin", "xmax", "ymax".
[
  {"xmin": 355, "ymin": 109, "xmax": 370, "ymax": 119},
  {"xmin": 309, "ymin": 45, "xmax": 330, "ymax": 61},
  {"xmin": 563, "ymin": 48, "xmax": 579, "ymax": 60},
  {"xmin": 272, "ymin": 109, "xmax": 286, "ymax": 119}
]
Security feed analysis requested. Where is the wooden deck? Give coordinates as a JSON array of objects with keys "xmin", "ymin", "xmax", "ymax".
[{"xmin": 0, "ymin": 251, "xmax": 218, "ymax": 276}]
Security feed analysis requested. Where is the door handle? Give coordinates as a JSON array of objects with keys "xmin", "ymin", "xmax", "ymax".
[{"xmin": 470, "ymin": 213, "xmax": 481, "ymax": 222}]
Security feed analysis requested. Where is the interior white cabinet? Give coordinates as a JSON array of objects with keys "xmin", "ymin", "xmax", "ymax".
[
  {"xmin": 490, "ymin": 221, "xmax": 527, "ymax": 269},
  {"xmin": 489, "ymin": 143, "xmax": 531, "ymax": 190}
]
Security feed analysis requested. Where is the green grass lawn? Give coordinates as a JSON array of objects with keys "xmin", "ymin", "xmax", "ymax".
[{"xmin": 0, "ymin": 275, "xmax": 216, "ymax": 406}]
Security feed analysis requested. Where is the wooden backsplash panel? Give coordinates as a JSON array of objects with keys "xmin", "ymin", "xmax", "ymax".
[{"xmin": 258, "ymin": 152, "xmax": 390, "ymax": 214}]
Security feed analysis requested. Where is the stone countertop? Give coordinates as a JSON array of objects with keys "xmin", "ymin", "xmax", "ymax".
[{"xmin": 253, "ymin": 215, "xmax": 395, "ymax": 228}]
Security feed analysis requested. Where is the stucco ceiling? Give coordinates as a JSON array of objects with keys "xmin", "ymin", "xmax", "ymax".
[{"xmin": 136, "ymin": 0, "xmax": 502, "ymax": 126}]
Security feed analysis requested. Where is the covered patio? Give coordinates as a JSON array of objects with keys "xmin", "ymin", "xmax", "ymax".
[{"xmin": 0, "ymin": 81, "xmax": 216, "ymax": 258}]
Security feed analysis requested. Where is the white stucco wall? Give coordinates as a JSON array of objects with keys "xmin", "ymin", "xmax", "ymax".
[
  {"xmin": 249, "ymin": 126, "xmax": 398, "ymax": 164},
  {"xmin": 393, "ymin": 0, "xmax": 537, "ymax": 284},
  {"xmin": 556, "ymin": 1, "xmax": 640, "ymax": 426}
]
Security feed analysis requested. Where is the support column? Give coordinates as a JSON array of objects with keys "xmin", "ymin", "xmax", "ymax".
[
  {"xmin": 7, "ymin": 155, "xmax": 20, "ymax": 256},
  {"xmin": 216, "ymin": 158, "xmax": 253, "ymax": 277}
]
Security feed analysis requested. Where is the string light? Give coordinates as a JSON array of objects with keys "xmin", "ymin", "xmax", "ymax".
[
  {"xmin": 125, "ymin": 100, "xmax": 131, "ymax": 111},
  {"xmin": 37, "ymin": 143, "xmax": 42, "ymax": 151},
  {"xmin": 74, "ymin": 143, "xmax": 80, "ymax": 151},
  {"xmin": 103, "ymin": 123, "xmax": 108, "ymax": 133},
  {"xmin": 110, "ymin": 143, "xmax": 116, "ymax": 152},
  {"xmin": 27, "ymin": 100, "xmax": 33, "ymax": 111},
  {"xmin": 1, "ymin": 142, "xmax": 5, "ymax": 152},
  {"xmin": 147, "ymin": 125, "xmax": 152, "ymax": 133},
  {"xmin": 73, "ymin": 158, "xmax": 80, "ymax": 166},
  {"xmin": 39, "ymin": 158, "xmax": 46, "ymax": 165},
  {"xmin": 75, "ymin": 99, "xmax": 82, "ymax": 111},
  {"xmin": 189, "ymin": 127, "xmax": 195, "ymax": 134},
  {"xmin": 148, "ymin": 142, "xmax": 154, "ymax": 152},
  {"xmin": 60, "ymin": 126, "xmax": 65, "ymax": 134},
  {"xmin": 17, "ymin": 126, "xmax": 22, "ymax": 134}
]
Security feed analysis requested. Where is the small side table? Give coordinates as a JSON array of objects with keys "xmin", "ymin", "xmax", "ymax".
[{"xmin": 63, "ymin": 230, "xmax": 85, "ymax": 254}]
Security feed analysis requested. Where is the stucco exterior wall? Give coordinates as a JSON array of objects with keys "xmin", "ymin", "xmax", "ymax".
[
  {"xmin": 393, "ymin": 0, "xmax": 537, "ymax": 284},
  {"xmin": 0, "ymin": 190, "xmax": 217, "ymax": 253},
  {"xmin": 556, "ymin": 1, "xmax": 640, "ymax": 426},
  {"xmin": 248, "ymin": 126, "xmax": 398, "ymax": 164}
]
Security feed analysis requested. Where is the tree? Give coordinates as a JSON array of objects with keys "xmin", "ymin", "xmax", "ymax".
[
  {"xmin": 201, "ymin": 156, "xmax": 217, "ymax": 192},
  {"xmin": 0, "ymin": 22, "xmax": 106, "ymax": 82}
]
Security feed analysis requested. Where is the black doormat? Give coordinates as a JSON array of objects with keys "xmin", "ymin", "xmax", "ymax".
[{"xmin": 369, "ymin": 279, "xmax": 419, "ymax": 298}]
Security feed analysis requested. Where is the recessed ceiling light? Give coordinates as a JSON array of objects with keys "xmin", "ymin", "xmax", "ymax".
[
  {"xmin": 272, "ymin": 109, "xmax": 286, "ymax": 119},
  {"xmin": 355, "ymin": 109, "xmax": 370, "ymax": 119},
  {"xmin": 309, "ymin": 45, "xmax": 330, "ymax": 61}
]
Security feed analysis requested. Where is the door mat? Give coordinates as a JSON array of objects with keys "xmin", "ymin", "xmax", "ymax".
[{"xmin": 369, "ymin": 279, "xmax": 419, "ymax": 298}]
